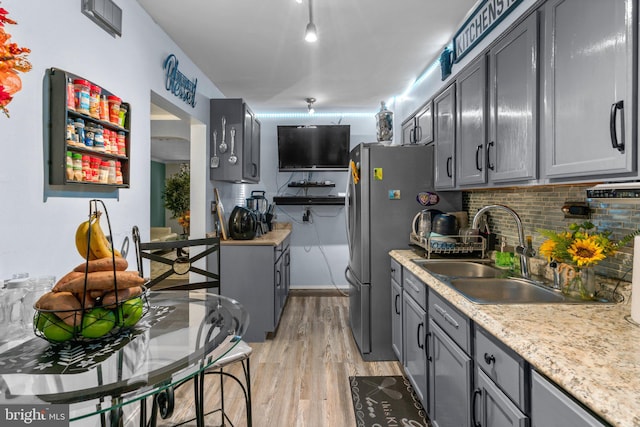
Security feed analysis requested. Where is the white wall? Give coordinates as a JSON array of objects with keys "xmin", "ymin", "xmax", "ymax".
[{"xmin": 0, "ymin": 1, "xmax": 222, "ymax": 280}]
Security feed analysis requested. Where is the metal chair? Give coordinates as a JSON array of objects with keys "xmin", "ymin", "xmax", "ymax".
[{"xmin": 132, "ymin": 226, "xmax": 252, "ymax": 427}]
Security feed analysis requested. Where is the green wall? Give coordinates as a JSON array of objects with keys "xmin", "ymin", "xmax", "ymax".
[{"xmin": 150, "ymin": 161, "xmax": 166, "ymax": 227}]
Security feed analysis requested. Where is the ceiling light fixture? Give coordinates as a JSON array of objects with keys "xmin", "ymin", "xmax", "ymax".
[
  {"xmin": 306, "ymin": 97, "xmax": 316, "ymax": 114},
  {"xmin": 304, "ymin": 0, "xmax": 318, "ymax": 42},
  {"xmin": 295, "ymin": 0, "xmax": 302, "ymax": 3}
]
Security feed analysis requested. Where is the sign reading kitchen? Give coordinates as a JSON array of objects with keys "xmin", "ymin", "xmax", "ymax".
[
  {"xmin": 163, "ymin": 54, "xmax": 197, "ymax": 108},
  {"xmin": 453, "ymin": 0, "xmax": 523, "ymax": 62}
]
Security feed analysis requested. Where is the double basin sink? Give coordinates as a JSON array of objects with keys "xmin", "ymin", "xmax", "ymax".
[{"xmin": 412, "ymin": 259, "xmax": 610, "ymax": 304}]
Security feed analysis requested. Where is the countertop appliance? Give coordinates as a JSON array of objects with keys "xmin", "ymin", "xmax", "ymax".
[
  {"xmin": 229, "ymin": 206, "xmax": 258, "ymax": 240},
  {"xmin": 345, "ymin": 143, "xmax": 461, "ymax": 361}
]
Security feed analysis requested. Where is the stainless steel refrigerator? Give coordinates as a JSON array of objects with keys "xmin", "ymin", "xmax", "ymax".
[{"xmin": 345, "ymin": 142, "xmax": 461, "ymax": 361}]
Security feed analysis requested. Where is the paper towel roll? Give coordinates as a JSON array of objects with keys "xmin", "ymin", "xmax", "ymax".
[{"xmin": 631, "ymin": 236, "xmax": 640, "ymax": 323}]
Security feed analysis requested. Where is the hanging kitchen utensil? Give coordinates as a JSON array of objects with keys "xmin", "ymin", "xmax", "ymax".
[
  {"xmin": 228, "ymin": 127, "xmax": 238, "ymax": 164},
  {"xmin": 219, "ymin": 116, "xmax": 228, "ymax": 153},
  {"xmin": 211, "ymin": 129, "xmax": 219, "ymax": 168}
]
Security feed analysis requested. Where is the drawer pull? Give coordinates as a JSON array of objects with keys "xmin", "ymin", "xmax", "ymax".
[
  {"xmin": 406, "ymin": 279, "xmax": 421, "ymax": 294},
  {"xmin": 433, "ymin": 303, "xmax": 447, "ymax": 317},
  {"xmin": 444, "ymin": 313, "xmax": 459, "ymax": 329},
  {"xmin": 484, "ymin": 353, "xmax": 496, "ymax": 365}
]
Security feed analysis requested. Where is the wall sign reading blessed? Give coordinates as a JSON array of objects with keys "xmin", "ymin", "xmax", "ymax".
[
  {"xmin": 453, "ymin": 0, "xmax": 523, "ymax": 62},
  {"xmin": 163, "ymin": 54, "xmax": 197, "ymax": 108}
]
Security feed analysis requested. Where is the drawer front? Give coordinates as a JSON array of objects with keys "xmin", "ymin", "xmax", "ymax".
[
  {"xmin": 428, "ymin": 289, "xmax": 471, "ymax": 353},
  {"xmin": 403, "ymin": 269, "xmax": 427, "ymax": 310},
  {"xmin": 390, "ymin": 258, "xmax": 402, "ymax": 284},
  {"xmin": 475, "ymin": 327, "xmax": 527, "ymax": 410}
]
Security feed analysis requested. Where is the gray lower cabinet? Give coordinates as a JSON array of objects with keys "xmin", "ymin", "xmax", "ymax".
[
  {"xmin": 473, "ymin": 327, "xmax": 529, "ymax": 427},
  {"xmin": 531, "ymin": 370, "xmax": 607, "ymax": 427},
  {"xmin": 428, "ymin": 289, "xmax": 473, "ymax": 427},
  {"xmin": 434, "ymin": 83, "xmax": 456, "ymax": 189},
  {"xmin": 474, "ymin": 369, "xmax": 528, "ymax": 427},
  {"xmin": 402, "ymin": 269, "xmax": 428, "ymax": 405},
  {"xmin": 220, "ymin": 235, "xmax": 290, "ymax": 342},
  {"xmin": 487, "ymin": 12, "xmax": 538, "ymax": 183},
  {"xmin": 428, "ymin": 319, "xmax": 472, "ymax": 427},
  {"xmin": 541, "ymin": 0, "xmax": 635, "ymax": 178},
  {"xmin": 390, "ymin": 260, "xmax": 403, "ymax": 362}
]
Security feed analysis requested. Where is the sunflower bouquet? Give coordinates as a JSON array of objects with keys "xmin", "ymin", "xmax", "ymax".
[{"xmin": 538, "ymin": 222, "xmax": 639, "ymax": 298}]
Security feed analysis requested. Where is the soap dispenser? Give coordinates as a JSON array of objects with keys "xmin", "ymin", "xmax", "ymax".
[{"xmin": 495, "ymin": 236, "xmax": 515, "ymax": 269}]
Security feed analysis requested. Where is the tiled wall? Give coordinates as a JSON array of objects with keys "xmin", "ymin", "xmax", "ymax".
[{"xmin": 462, "ymin": 185, "xmax": 640, "ymax": 281}]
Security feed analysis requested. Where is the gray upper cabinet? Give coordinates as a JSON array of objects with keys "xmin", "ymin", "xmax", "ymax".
[
  {"xmin": 488, "ymin": 12, "xmax": 538, "ymax": 183},
  {"xmin": 210, "ymin": 98, "xmax": 261, "ymax": 183},
  {"xmin": 456, "ymin": 55, "xmax": 488, "ymax": 186},
  {"xmin": 402, "ymin": 101, "xmax": 434, "ymax": 145},
  {"xmin": 434, "ymin": 84, "xmax": 456, "ymax": 189},
  {"xmin": 541, "ymin": 0, "xmax": 635, "ymax": 178}
]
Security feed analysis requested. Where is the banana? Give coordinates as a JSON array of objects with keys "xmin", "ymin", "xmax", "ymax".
[
  {"xmin": 75, "ymin": 212, "xmax": 122, "ymax": 260},
  {"xmin": 75, "ymin": 214, "xmax": 97, "ymax": 260},
  {"xmin": 89, "ymin": 212, "xmax": 118, "ymax": 259}
]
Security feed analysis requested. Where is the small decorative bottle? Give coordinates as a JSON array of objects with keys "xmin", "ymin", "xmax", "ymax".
[{"xmin": 376, "ymin": 101, "xmax": 393, "ymax": 143}]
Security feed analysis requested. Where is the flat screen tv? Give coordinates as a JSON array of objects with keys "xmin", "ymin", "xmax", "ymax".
[{"xmin": 277, "ymin": 125, "xmax": 350, "ymax": 171}]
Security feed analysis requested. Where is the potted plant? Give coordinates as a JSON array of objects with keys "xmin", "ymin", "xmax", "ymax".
[{"xmin": 162, "ymin": 164, "xmax": 190, "ymax": 236}]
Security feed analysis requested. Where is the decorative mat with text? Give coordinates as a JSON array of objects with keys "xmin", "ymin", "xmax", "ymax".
[{"xmin": 349, "ymin": 376, "xmax": 429, "ymax": 427}]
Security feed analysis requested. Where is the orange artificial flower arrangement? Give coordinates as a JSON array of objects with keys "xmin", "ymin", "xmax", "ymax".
[{"xmin": 0, "ymin": 3, "xmax": 32, "ymax": 118}]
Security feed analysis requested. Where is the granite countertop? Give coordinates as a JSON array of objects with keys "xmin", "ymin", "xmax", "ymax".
[
  {"xmin": 219, "ymin": 223, "xmax": 291, "ymax": 247},
  {"xmin": 390, "ymin": 249, "xmax": 640, "ymax": 427}
]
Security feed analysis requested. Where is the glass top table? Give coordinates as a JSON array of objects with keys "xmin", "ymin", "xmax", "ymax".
[{"xmin": 0, "ymin": 290, "xmax": 248, "ymax": 424}]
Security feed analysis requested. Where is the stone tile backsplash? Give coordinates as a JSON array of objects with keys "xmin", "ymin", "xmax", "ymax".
[{"xmin": 462, "ymin": 185, "xmax": 640, "ymax": 281}]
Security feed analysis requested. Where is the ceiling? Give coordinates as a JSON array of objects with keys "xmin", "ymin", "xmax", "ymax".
[{"xmin": 137, "ymin": 0, "xmax": 479, "ymax": 114}]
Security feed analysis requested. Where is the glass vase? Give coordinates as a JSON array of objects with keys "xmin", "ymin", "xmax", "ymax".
[{"xmin": 562, "ymin": 265, "xmax": 596, "ymax": 300}]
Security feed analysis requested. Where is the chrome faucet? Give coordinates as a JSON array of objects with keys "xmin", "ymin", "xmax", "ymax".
[{"xmin": 472, "ymin": 204, "xmax": 536, "ymax": 279}]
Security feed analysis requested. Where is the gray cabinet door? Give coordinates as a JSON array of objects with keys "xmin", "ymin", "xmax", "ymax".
[
  {"xmin": 488, "ymin": 12, "xmax": 538, "ymax": 183},
  {"xmin": 428, "ymin": 318, "xmax": 472, "ymax": 427},
  {"xmin": 456, "ymin": 55, "xmax": 488, "ymax": 186},
  {"xmin": 531, "ymin": 370, "xmax": 607, "ymax": 427},
  {"xmin": 243, "ymin": 105, "xmax": 260, "ymax": 181},
  {"xmin": 474, "ymin": 368, "xmax": 528, "ymax": 427},
  {"xmin": 210, "ymin": 98, "xmax": 260, "ymax": 183},
  {"xmin": 415, "ymin": 101, "xmax": 434, "ymax": 145},
  {"xmin": 541, "ymin": 0, "xmax": 635, "ymax": 178},
  {"xmin": 391, "ymin": 278, "xmax": 403, "ymax": 363},
  {"xmin": 434, "ymin": 84, "xmax": 456, "ymax": 189},
  {"xmin": 403, "ymin": 291, "xmax": 427, "ymax": 404},
  {"xmin": 402, "ymin": 117, "xmax": 416, "ymax": 145}
]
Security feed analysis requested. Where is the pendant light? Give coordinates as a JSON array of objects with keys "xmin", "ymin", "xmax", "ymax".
[
  {"xmin": 306, "ymin": 98, "xmax": 316, "ymax": 114},
  {"xmin": 305, "ymin": 0, "xmax": 318, "ymax": 42}
]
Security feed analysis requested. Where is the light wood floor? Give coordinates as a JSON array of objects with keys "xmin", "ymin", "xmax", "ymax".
[{"xmin": 157, "ymin": 292, "xmax": 403, "ymax": 426}]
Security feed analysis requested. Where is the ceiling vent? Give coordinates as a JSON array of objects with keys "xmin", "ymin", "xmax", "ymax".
[{"xmin": 82, "ymin": 0, "xmax": 122, "ymax": 37}]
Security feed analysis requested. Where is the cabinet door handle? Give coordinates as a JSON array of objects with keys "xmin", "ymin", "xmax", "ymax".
[
  {"xmin": 610, "ymin": 100, "xmax": 625, "ymax": 152},
  {"xmin": 433, "ymin": 303, "xmax": 447, "ymax": 318},
  {"xmin": 416, "ymin": 125, "xmax": 422, "ymax": 142},
  {"xmin": 446, "ymin": 157, "xmax": 452, "ymax": 178},
  {"xmin": 484, "ymin": 352, "xmax": 496, "ymax": 365},
  {"xmin": 475, "ymin": 144, "xmax": 483, "ymax": 171},
  {"xmin": 417, "ymin": 322, "xmax": 424, "ymax": 349},
  {"xmin": 251, "ymin": 163, "xmax": 258, "ymax": 177},
  {"xmin": 444, "ymin": 313, "xmax": 459, "ymax": 329},
  {"xmin": 275, "ymin": 270, "xmax": 281, "ymax": 287},
  {"xmin": 472, "ymin": 388, "xmax": 482, "ymax": 427},
  {"xmin": 487, "ymin": 141, "xmax": 495, "ymax": 170},
  {"xmin": 426, "ymin": 332, "xmax": 432, "ymax": 361},
  {"xmin": 394, "ymin": 293, "xmax": 400, "ymax": 315},
  {"xmin": 409, "ymin": 128, "xmax": 415, "ymax": 144},
  {"xmin": 285, "ymin": 252, "xmax": 290, "ymax": 266}
]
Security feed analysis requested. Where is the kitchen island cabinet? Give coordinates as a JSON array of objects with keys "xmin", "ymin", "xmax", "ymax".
[
  {"xmin": 390, "ymin": 249, "xmax": 636, "ymax": 427},
  {"xmin": 220, "ymin": 227, "xmax": 290, "ymax": 342}
]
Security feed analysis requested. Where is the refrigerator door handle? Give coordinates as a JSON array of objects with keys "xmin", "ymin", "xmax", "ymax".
[{"xmin": 345, "ymin": 169, "xmax": 356, "ymax": 259}]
